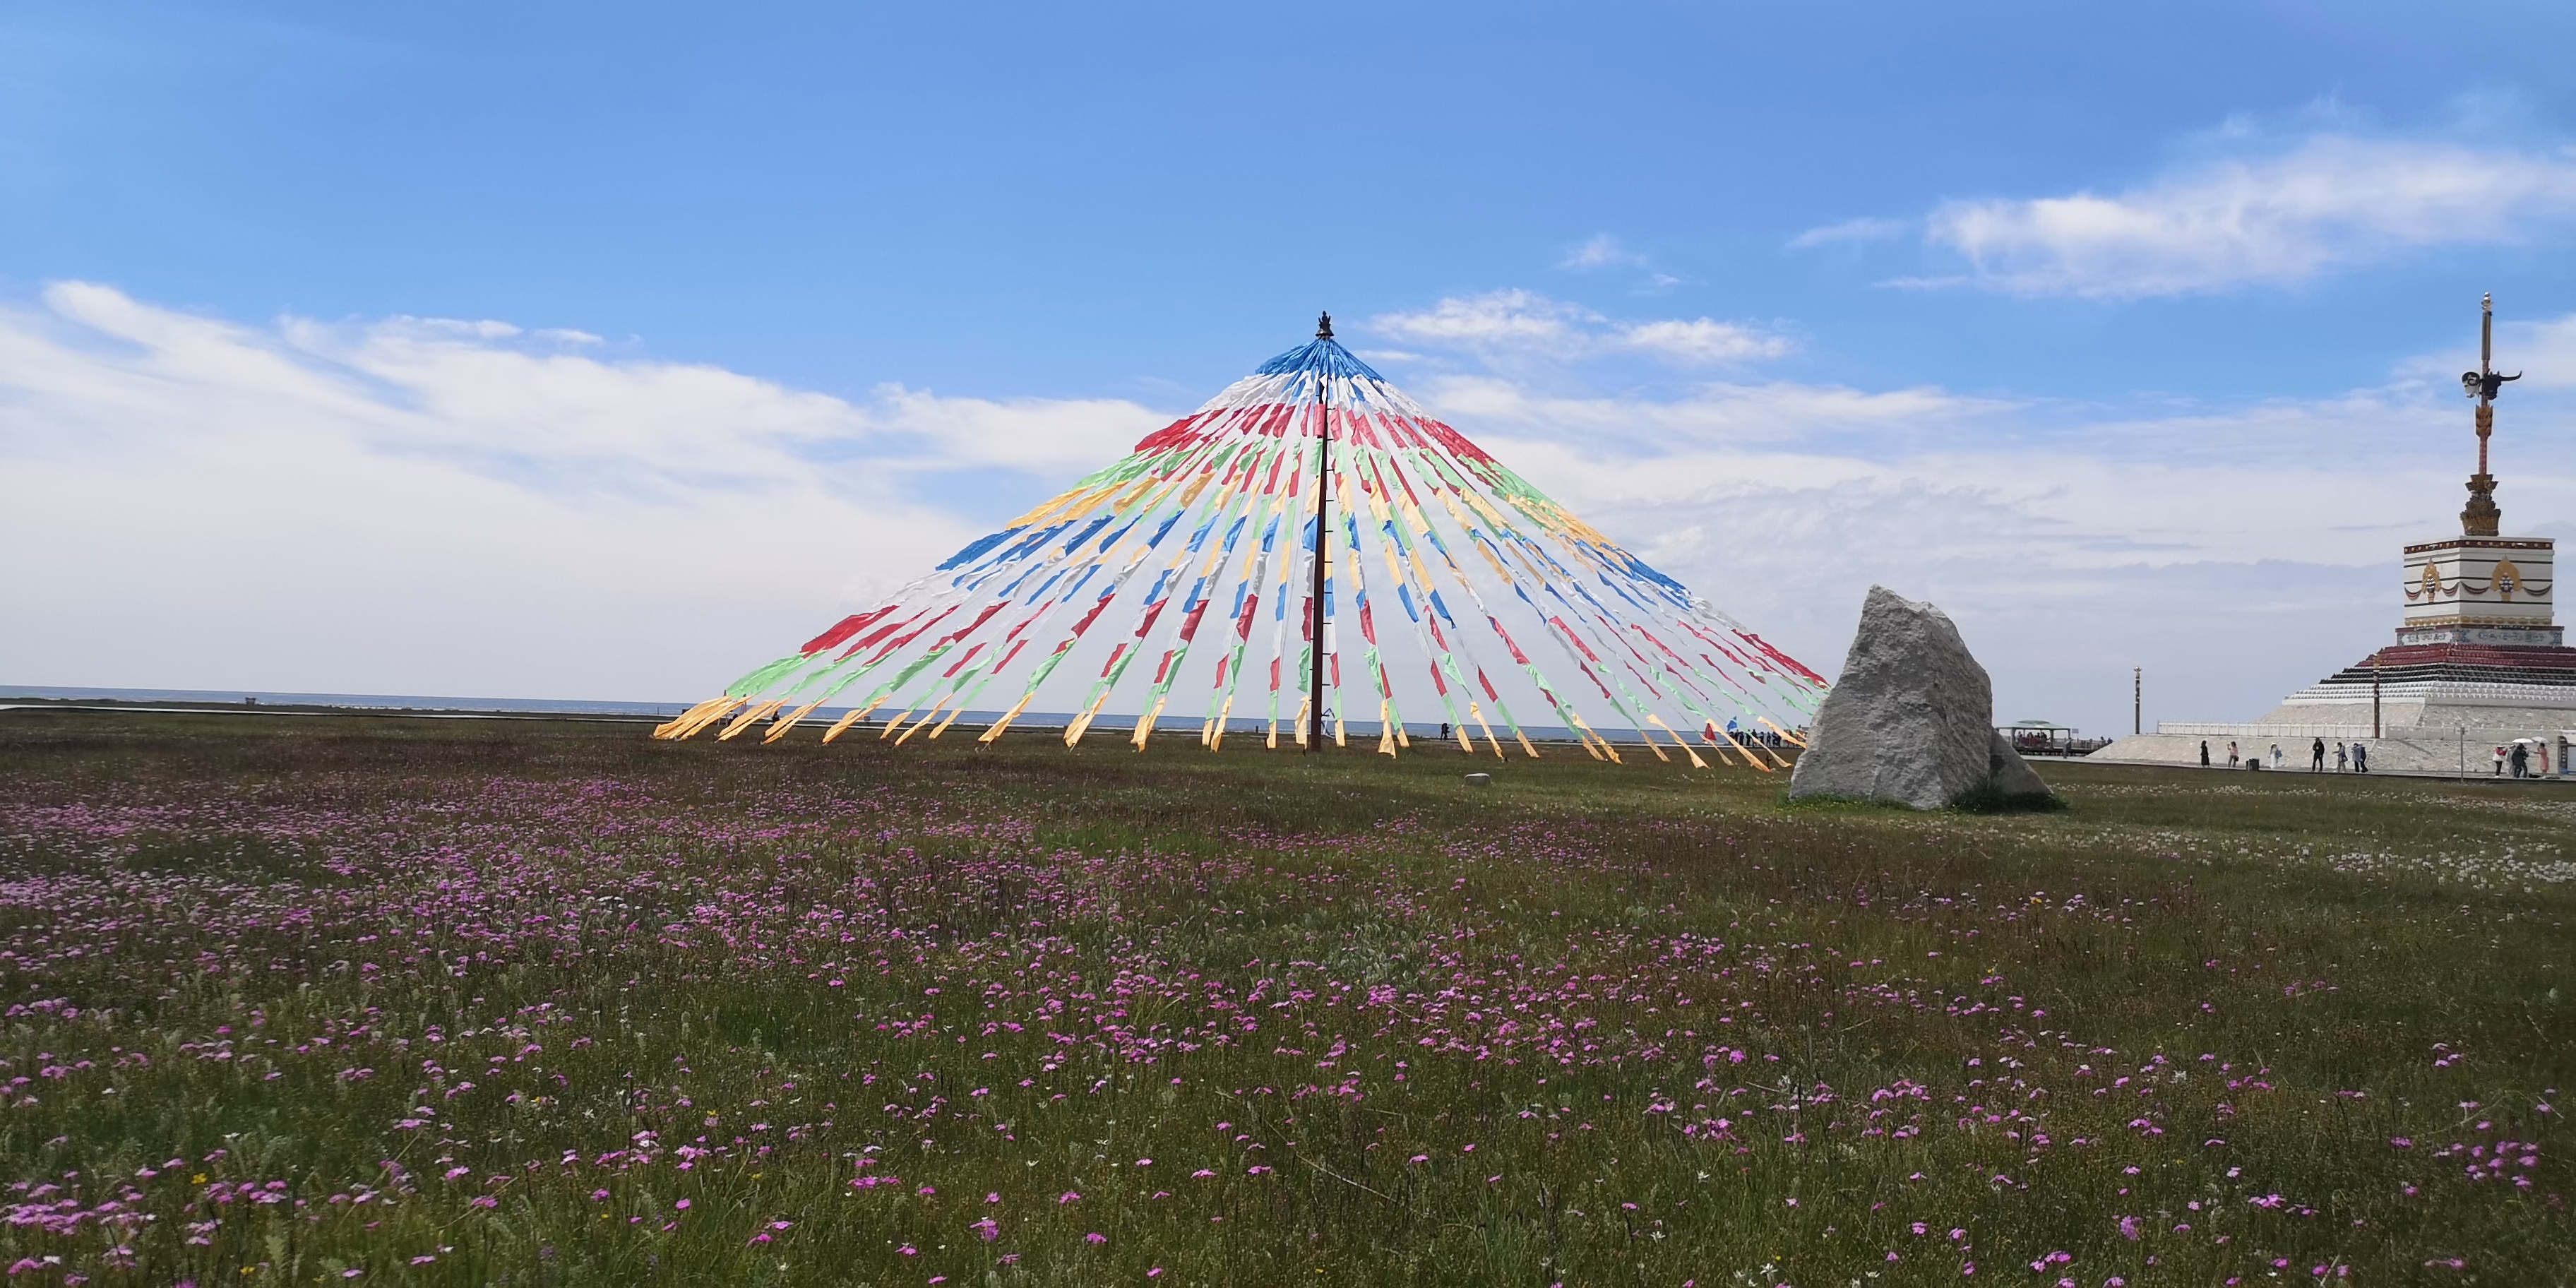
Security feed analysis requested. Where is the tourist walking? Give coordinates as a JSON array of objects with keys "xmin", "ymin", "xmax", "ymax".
[
  {"xmin": 2270, "ymin": 743, "xmax": 2284, "ymax": 768},
  {"xmin": 2334, "ymin": 743, "xmax": 2349, "ymax": 771},
  {"xmin": 2227, "ymin": 741, "xmax": 2239, "ymax": 767},
  {"xmin": 2510, "ymin": 742, "xmax": 2529, "ymax": 778},
  {"xmin": 2310, "ymin": 737, "xmax": 2326, "ymax": 771},
  {"xmin": 2200, "ymin": 740, "xmax": 2210, "ymax": 768},
  {"xmin": 2493, "ymin": 745, "xmax": 2508, "ymax": 775},
  {"xmin": 2352, "ymin": 742, "xmax": 2368, "ymax": 773}
]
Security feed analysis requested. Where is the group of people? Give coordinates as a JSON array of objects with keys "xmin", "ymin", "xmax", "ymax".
[
  {"xmin": 2197, "ymin": 737, "xmax": 2368, "ymax": 772},
  {"xmin": 2493, "ymin": 741, "xmax": 2553, "ymax": 778}
]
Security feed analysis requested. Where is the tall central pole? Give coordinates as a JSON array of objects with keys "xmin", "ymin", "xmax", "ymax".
[
  {"xmin": 2479, "ymin": 294, "xmax": 2494, "ymax": 477},
  {"xmin": 2462, "ymin": 292, "xmax": 2510, "ymax": 537},
  {"xmin": 1307, "ymin": 312, "xmax": 1332, "ymax": 753}
]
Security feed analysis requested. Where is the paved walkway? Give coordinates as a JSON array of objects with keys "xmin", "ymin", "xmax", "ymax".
[{"xmin": 2061, "ymin": 756, "xmax": 2573, "ymax": 786}]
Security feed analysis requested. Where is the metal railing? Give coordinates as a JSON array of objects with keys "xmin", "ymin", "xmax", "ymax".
[
  {"xmin": 2283, "ymin": 680, "xmax": 2576, "ymax": 705},
  {"xmin": 2157, "ymin": 722, "xmax": 2396, "ymax": 738}
]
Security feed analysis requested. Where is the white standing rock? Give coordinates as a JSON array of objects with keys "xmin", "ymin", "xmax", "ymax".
[{"xmin": 1787, "ymin": 585, "xmax": 2053, "ymax": 809}]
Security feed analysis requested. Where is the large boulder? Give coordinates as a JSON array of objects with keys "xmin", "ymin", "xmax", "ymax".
[{"xmin": 1788, "ymin": 585, "xmax": 2050, "ymax": 809}]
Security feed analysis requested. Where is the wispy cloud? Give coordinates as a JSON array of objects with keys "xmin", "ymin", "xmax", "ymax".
[
  {"xmin": 1618, "ymin": 318, "xmax": 1794, "ymax": 364},
  {"xmin": 1368, "ymin": 290, "xmax": 1791, "ymax": 367},
  {"xmin": 1916, "ymin": 133, "xmax": 2576, "ymax": 298},
  {"xmin": 1559, "ymin": 233, "xmax": 1647, "ymax": 270},
  {"xmin": 1368, "ymin": 290, "xmax": 1595, "ymax": 348},
  {"xmin": 2509, "ymin": 312, "xmax": 2576, "ymax": 390},
  {"xmin": 1412, "ymin": 374, "xmax": 1995, "ymax": 452},
  {"xmin": 1559, "ymin": 234, "xmax": 1682, "ymax": 292},
  {"xmin": 1787, "ymin": 216, "xmax": 1907, "ymax": 249}
]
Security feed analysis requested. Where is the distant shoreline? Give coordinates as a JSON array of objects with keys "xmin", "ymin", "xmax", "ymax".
[
  {"xmin": 0, "ymin": 685, "xmax": 1740, "ymax": 746},
  {"xmin": 0, "ymin": 684, "xmax": 690, "ymax": 720}
]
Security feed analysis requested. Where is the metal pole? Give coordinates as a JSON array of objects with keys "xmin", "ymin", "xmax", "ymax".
[
  {"xmin": 1306, "ymin": 313, "xmax": 1332, "ymax": 754},
  {"xmin": 2133, "ymin": 667, "xmax": 2141, "ymax": 735},
  {"xmin": 2372, "ymin": 648, "xmax": 2382, "ymax": 740},
  {"xmin": 2459, "ymin": 724, "xmax": 2467, "ymax": 782},
  {"xmin": 2459, "ymin": 294, "xmax": 2515, "ymax": 537},
  {"xmin": 2479, "ymin": 295, "xmax": 2493, "ymax": 476}
]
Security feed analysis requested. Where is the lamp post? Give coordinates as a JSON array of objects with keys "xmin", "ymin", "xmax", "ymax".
[
  {"xmin": 2133, "ymin": 667, "xmax": 2141, "ymax": 736},
  {"xmin": 2371, "ymin": 648, "xmax": 2383, "ymax": 740}
]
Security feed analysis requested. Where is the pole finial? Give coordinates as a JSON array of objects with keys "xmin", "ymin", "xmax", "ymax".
[{"xmin": 1316, "ymin": 311, "xmax": 1333, "ymax": 340}]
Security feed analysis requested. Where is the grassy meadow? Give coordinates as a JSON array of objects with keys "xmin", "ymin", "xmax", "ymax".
[{"xmin": 0, "ymin": 712, "xmax": 2569, "ymax": 1286}]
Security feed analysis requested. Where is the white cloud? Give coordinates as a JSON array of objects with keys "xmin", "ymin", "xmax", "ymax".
[
  {"xmin": 1412, "ymin": 374, "xmax": 1991, "ymax": 451},
  {"xmin": 1368, "ymin": 290, "xmax": 1790, "ymax": 366},
  {"xmin": 849, "ymin": 384, "xmax": 1172, "ymax": 476},
  {"xmin": 2390, "ymin": 306, "xmax": 2576, "ymax": 394},
  {"xmin": 1919, "ymin": 134, "xmax": 2576, "ymax": 297},
  {"xmin": 1559, "ymin": 234, "xmax": 1683, "ymax": 292},
  {"xmin": 2498, "ymin": 311, "xmax": 2576, "ymax": 390},
  {"xmin": 1369, "ymin": 289, "xmax": 1597, "ymax": 347},
  {"xmin": 1618, "ymin": 318, "xmax": 1794, "ymax": 364},
  {"xmin": 1787, "ymin": 216, "xmax": 1907, "ymax": 249},
  {"xmin": 1560, "ymin": 233, "xmax": 1647, "ymax": 270},
  {"xmin": 0, "ymin": 282, "xmax": 1167, "ymax": 701},
  {"xmin": 1424, "ymin": 376, "xmax": 2532, "ymax": 571}
]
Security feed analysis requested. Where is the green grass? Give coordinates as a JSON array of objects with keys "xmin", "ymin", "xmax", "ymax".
[{"xmin": 0, "ymin": 712, "xmax": 2568, "ymax": 1286}]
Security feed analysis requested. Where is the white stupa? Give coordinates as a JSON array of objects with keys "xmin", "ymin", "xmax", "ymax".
[{"xmin": 2097, "ymin": 295, "xmax": 2573, "ymax": 774}]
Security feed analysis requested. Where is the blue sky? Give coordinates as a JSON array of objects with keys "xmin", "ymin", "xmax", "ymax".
[{"xmin": 6, "ymin": 1, "xmax": 2576, "ymax": 734}]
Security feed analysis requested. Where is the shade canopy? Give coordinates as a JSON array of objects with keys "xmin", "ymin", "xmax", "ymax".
[{"xmin": 655, "ymin": 332, "xmax": 1825, "ymax": 763}]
